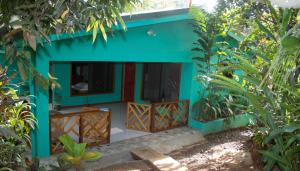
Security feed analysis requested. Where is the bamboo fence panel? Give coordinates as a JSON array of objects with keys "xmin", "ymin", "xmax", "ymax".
[
  {"xmin": 50, "ymin": 108, "xmax": 111, "ymax": 154},
  {"xmin": 81, "ymin": 107, "xmax": 111, "ymax": 146},
  {"xmin": 151, "ymin": 100, "xmax": 189, "ymax": 132},
  {"xmin": 126, "ymin": 102, "xmax": 152, "ymax": 132},
  {"xmin": 126, "ymin": 100, "xmax": 189, "ymax": 133}
]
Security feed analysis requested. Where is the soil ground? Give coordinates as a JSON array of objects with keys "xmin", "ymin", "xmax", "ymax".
[{"xmin": 169, "ymin": 128, "xmax": 263, "ymax": 171}]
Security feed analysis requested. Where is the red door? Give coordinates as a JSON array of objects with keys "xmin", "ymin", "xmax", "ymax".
[{"xmin": 122, "ymin": 63, "xmax": 136, "ymax": 102}]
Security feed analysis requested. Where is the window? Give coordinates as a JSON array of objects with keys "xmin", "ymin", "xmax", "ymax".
[
  {"xmin": 71, "ymin": 62, "xmax": 114, "ymax": 95},
  {"xmin": 142, "ymin": 63, "xmax": 181, "ymax": 102}
]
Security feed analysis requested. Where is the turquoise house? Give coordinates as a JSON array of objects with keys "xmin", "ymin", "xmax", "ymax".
[
  {"xmin": 3, "ymin": 8, "xmax": 253, "ymax": 157},
  {"xmin": 28, "ymin": 8, "xmax": 202, "ymax": 157}
]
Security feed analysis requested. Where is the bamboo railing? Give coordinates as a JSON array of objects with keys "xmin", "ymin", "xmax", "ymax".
[
  {"xmin": 50, "ymin": 107, "xmax": 111, "ymax": 154},
  {"xmin": 126, "ymin": 100, "xmax": 189, "ymax": 133},
  {"xmin": 127, "ymin": 102, "xmax": 152, "ymax": 132},
  {"xmin": 152, "ymin": 100, "xmax": 189, "ymax": 132}
]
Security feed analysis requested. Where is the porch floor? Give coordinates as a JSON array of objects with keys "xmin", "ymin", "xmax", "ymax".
[
  {"xmin": 56, "ymin": 102, "xmax": 150, "ymax": 143},
  {"xmin": 41, "ymin": 127, "xmax": 205, "ymax": 170}
]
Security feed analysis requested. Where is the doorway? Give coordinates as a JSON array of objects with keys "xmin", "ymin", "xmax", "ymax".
[{"xmin": 122, "ymin": 63, "xmax": 136, "ymax": 102}]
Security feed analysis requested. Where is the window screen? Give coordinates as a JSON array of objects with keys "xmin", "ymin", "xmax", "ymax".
[{"xmin": 71, "ymin": 62, "xmax": 114, "ymax": 95}]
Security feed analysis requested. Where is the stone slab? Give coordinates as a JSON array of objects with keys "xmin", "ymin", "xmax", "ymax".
[
  {"xmin": 131, "ymin": 147, "xmax": 188, "ymax": 171},
  {"xmin": 149, "ymin": 130, "xmax": 206, "ymax": 154}
]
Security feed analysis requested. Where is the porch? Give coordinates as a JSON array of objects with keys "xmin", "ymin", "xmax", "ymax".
[
  {"xmin": 49, "ymin": 100, "xmax": 189, "ymax": 154},
  {"xmin": 42, "ymin": 126, "xmax": 205, "ymax": 170}
]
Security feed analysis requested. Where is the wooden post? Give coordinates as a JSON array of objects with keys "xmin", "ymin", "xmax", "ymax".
[
  {"xmin": 79, "ymin": 117, "xmax": 83, "ymax": 143},
  {"xmin": 107, "ymin": 109, "xmax": 112, "ymax": 143},
  {"xmin": 169, "ymin": 103, "xmax": 174, "ymax": 129},
  {"xmin": 150, "ymin": 104, "xmax": 155, "ymax": 132}
]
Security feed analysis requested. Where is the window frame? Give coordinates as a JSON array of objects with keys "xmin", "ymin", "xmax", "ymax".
[
  {"xmin": 70, "ymin": 62, "xmax": 115, "ymax": 96},
  {"xmin": 140, "ymin": 63, "xmax": 182, "ymax": 102}
]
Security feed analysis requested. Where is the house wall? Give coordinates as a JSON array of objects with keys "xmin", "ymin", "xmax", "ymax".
[
  {"xmin": 52, "ymin": 62, "xmax": 193, "ymax": 106},
  {"xmin": 40, "ymin": 20, "xmax": 194, "ymax": 63}
]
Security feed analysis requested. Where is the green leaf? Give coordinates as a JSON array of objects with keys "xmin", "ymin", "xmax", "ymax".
[
  {"xmin": 227, "ymin": 31, "xmax": 243, "ymax": 42},
  {"xmin": 60, "ymin": 153, "xmax": 81, "ymax": 165},
  {"xmin": 87, "ymin": 16, "xmax": 96, "ymax": 33},
  {"xmin": 59, "ymin": 135, "xmax": 77, "ymax": 156},
  {"xmin": 92, "ymin": 21, "xmax": 99, "ymax": 43},
  {"xmin": 82, "ymin": 151, "xmax": 102, "ymax": 161},
  {"xmin": 259, "ymin": 150, "xmax": 289, "ymax": 165},
  {"xmin": 285, "ymin": 135, "xmax": 300, "ymax": 150},
  {"xmin": 99, "ymin": 23, "xmax": 107, "ymax": 42},
  {"xmin": 281, "ymin": 35, "xmax": 300, "ymax": 50},
  {"xmin": 264, "ymin": 124, "xmax": 300, "ymax": 144},
  {"xmin": 280, "ymin": 9, "xmax": 292, "ymax": 37},
  {"xmin": 113, "ymin": 7, "xmax": 126, "ymax": 31}
]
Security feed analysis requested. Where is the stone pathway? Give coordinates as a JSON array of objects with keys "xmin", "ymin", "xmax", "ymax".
[
  {"xmin": 41, "ymin": 127, "xmax": 205, "ymax": 170},
  {"xmin": 92, "ymin": 127, "xmax": 204, "ymax": 156}
]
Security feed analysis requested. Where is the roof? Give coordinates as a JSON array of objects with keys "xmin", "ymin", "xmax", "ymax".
[{"xmin": 48, "ymin": 8, "xmax": 193, "ymax": 42}]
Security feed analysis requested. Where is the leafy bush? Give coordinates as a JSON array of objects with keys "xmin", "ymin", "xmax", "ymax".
[
  {"xmin": 0, "ymin": 65, "xmax": 36, "ymax": 169},
  {"xmin": 208, "ymin": 1, "xmax": 300, "ymax": 170},
  {"xmin": 191, "ymin": 7, "xmax": 247, "ymax": 121},
  {"xmin": 0, "ymin": 138, "xmax": 27, "ymax": 169}
]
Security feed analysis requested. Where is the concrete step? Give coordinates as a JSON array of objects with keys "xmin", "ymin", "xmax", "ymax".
[{"xmin": 131, "ymin": 147, "xmax": 188, "ymax": 171}]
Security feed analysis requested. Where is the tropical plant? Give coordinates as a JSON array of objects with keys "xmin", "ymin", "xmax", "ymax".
[
  {"xmin": 191, "ymin": 7, "xmax": 246, "ymax": 121},
  {"xmin": 208, "ymin": 0, "xmax": 300, "ymax": 170},
  {"xmin": 58, "ymin": 135, "xmax": 102, "ymax": 170},
  {"xmin": 0, "ymin": 65, "xmax": 36, "ymax": 170},
  {"xmin": 0, "ymin": 138, "xmax": 27, "ymax": 169},
  {"xmin": 211, "ymin": 55, "xmax": 300, "ymax": 170}
]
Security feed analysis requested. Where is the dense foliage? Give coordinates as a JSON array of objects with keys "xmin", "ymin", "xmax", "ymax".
[
  {"xmin": 193, "ymin": 0, "xmax": 300, "ymax": 170},
  {"xmin": 0, "ymin": 65, "xmax": 36, "ymax": 169},
  {"xmin": 191, "ymin": 7, "xmax": 246, "ymax": 121}
]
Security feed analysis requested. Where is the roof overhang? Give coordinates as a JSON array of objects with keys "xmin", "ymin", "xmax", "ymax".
[{"xmin": 48, "ymin": 8, "xmax": 193, "ymax": 42}]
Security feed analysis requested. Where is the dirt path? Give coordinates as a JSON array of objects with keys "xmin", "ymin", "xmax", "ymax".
[{"xmin": 169, "ymin": 128, "xmax": 262, "ymax": 171}]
